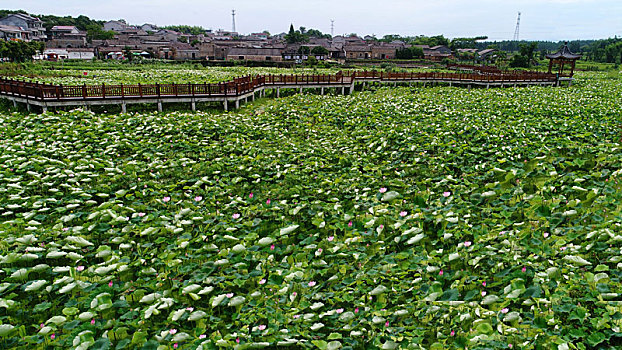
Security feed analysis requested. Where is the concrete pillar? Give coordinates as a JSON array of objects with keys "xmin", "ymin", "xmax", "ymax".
[
  {"xmin": 276, "ymin": 88, "xmax": 280, "ymax": 98},
  {"xmin": 341, "ymin": 87, "xmax": 345, "ymax": 95},
  {"xmin": 244, "ymin": 96, "xmax": 248, "ymax": 103},
  {"xmin": 501, "ymin": 84, "xmax": 504, "ymax": 88},
  {"xmin": 299, "ymin": 87, "xmax": 303, "ymax": 94},
  {"xmin": 191, "ymin": 100, "xmax": 196, "ymax": 111},
  {"xmin": 42, "ymin": 105, "xmax": 48, "ymax": 113},
  {"xmin": 514, "ymin": 84, "xmax": 517, "ymax": 88},
  {"xmin": 235, "ymin": 100, "xmax": 239, "ymax": 109},
  {"xmin": 252, "ymin": 93, "xmax": 255, "ymax": 101},
  {"xmin": 157, "ymin": 101, "xmax": 163, "ymax": 112},
  {"xmin": 26, "ymin": 103, "xmax": 31, "ymax": 112},
  {"xmin": 468, "ymin": 84, "xmax": 472, "ymax": 90},
  {"xmin": 486, "ymin": 83, "xmax": 490, "ymax": 89},
  {"xmin": 449, "ymin": 82, "xmax": 452, "ymax": 87},
  {"xmin": 12, "ymin": 100, "xmax": 17, "ymax": 108},
  {"xmin": 321, "ymin": 87, "xmax": 325, "ymax": 95},
  {"xmin": 121, "ymin": 102, "xmax": 127, "ymax": 113},
  {"xmin": 224, "ymin": 100, "xmax": 228, "ymax": 111}
]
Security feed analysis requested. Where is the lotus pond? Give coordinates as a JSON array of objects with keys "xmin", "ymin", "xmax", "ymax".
[{"xmin": 0, "ymin": 72, "xmax": 622, "ymax": 349}]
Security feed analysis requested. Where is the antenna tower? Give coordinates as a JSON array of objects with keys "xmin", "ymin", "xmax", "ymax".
[
  {"xmin": 330, "ymin": 20, "xmax": 334, "ymax": 37},
  {"xmin": 232, "ymin": 10, "xmax": 236, "ymax": 33},
  {"xmin": 513, "ymin": 12, "xmax": 521, "ymax": 41}
]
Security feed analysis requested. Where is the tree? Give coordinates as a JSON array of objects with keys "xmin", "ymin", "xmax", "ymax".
[
  {"xmin": 284, "ymin": 24, "xmax": 308, "ymax": 44},
  {"xmin": 0, "ymin": 40, "xmax": 44, "ymax": 62},
  {"xmin": 395, "ymin": 46, "xmax": 424, "ymax": 59},
  {"xmin": 311, "ymin": 46, "xmax": 329, "ymax": 55}
]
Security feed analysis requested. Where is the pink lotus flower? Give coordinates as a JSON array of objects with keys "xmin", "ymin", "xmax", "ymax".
[
  {"xmin": 348, "ymin": 221, "xmax": 353, "ymax": 227},
  {"xmin": 501, "ymin": 308, "xmax": 509, "ymax": 314},
  {"xmin": 464, "ymin": 241, "xmax": 472, "ymax": 247},
  {"xmin": 450, "ymin": 330, "xmax": 455, "ymax": 336},
  {"xmin": 232, "ymin": 213, "xmax": 240, "ymax": 219},
  {"xmin": 226, "ymin": 293, "xmax": 234, "ymax": 298},
  {"xmin": 186, "ymin": 307, "xmax": 194, "ymax": 312},
  {"xmin": 308, "ymin": 281, "xmax": 316, "ymax": 287},
  {"xmin": 236, "ymin": 338, "xmax": 240, "ymax": 344},
  {"xmin": 543, "ymin": 232, "xmax": 549, "ymax": 238},
  {"xmin": 385, "ymin": 321, "xmax": 389, "ymax": 327},
  {"xmin": 336, "ymin": 308, "xmax": 344, "ymax": 313},
  {"xmin": 317, "ymin": 248, "xmax": 323, "ymax": 253},
  {"xmin": 439, "ymin": 269, "xmax": 444, "ymax": 276},
  {"xmin": 91, "ymin": 319, "xmax": 95, "ymax": 325},
  {"xmin": 266, "ymin": 199, "xmax": 271, "ymax": 205},
  {"xmin": 521, "ymin": 266, "xmax": 526, "ymax": 273},
  {"xmin": 77, "ymin": 266, "xmax": 85, "ymax": 271},
  {"xmin": 508, "ymin": 344, "xmax": 513, "ymax": 349},
  {"xmin": 328, "ymin": 236, "xmax": 334, "ymax": 242},
  {"xmin": 194, "ymin": 196, "xmax": 202, "ymax": 202},
  {"xmin": 379, "ymin": 187, "xmax": 387, "ymax": 193},
  {"xmin": 170, "ymin": 329, "xmax": 177, "ymax": 335},
  {"xmin": 258, "ymin": 324, "xmax": 266, "ymax": 331},
  {"xmin": 355, "ymin": 307, "xmax": 359, "ymax": 313},
  {"xmin": 62, "ymin": 227, "xmax": 69, "ymax": 232},
  {"xmin": 482, "ymin": 281, "xmax": 486, "ymax": 287},
  {"xmin": 443, "ymin": 191, "xmax": 451, "ymax": 197},
  {"xmin": 293, "ymin": 314, "xmax": 301, "ymax": 319},
  {"xmin": 163, "ymin": 196, "xmax": 171, "ymax": 203},
  {"xmin": 138, "ymin": 212, "xmax": 146, "ymax": 217},
  {"xmin": 173, "ymin": 343, "xmax": 178, "ymax": 349},
  {"xmin": 40, "ymin": 323, "xmax": 44, "ymax": 328},
  {"xmin": 270, "ymin": 244, "xmax": 275, "ymax": 250},
  {"xmin": 199, "ymin": 334, "xmax": 207, "ymax": 339},
  {"xmin": 249, "ymin": 193, "xmax": 254, "ymax": 199},
  {"xmin": 481, "ymin": 291, "xmax": 487, "ymax": 297},
  {"xmin": 108, "ymin": 281, "xmax": 113, "ymax": 287},
  {"xmin": 399, "ymin": 211, "xmax": 407, "ymax": 217},
  {"xmin": 51, "ymin": 334, "xmax": 55, "ymax": 340},
  {"xmin": 258, "ymin": 279, "xmax": 266, "ymax": 285}
]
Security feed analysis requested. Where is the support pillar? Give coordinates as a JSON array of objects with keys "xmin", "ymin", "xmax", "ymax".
[
  {"xmin": 12, "ymin": 100, "xmax": 17, "ymax": 108},
  {"xmin": 276, "ymin": 88, "xmax": 280, "ymax": 98},
  {"xmin": 157, "ymin": 101, "xmax": 162, "ymax": 112},
  {"xmin": 341, "ymin": 87, "xmax": 345, "ymax": 95},
  {"xmin": 449, "ymin": 82, "xmax": 452, "ymax": 87},
  {"xmin": 27, "ymin": 103, "xmax": 31, "ymax": 112},
  {"xmin": 42, "ymin": 105, "xmax": 48, "ymax": 113},
  {"xmin": 321, "ymin": 87, "xmax": 325, "ymax": 95},
  {"xmin": 235, "ymin": 100, "xmax": 239, "ymax": 109},
  {"xmin": 191, "ymin": 100, "xmax": 196, "ymax": 111},
  {"xmin": 486, "ymin": 83, "xmax": 490, "ymax": 89},
  {"xmin": 224, "ymin": 100, "xmax": 228, "ymax": 111},
  {"xmin": 245, "ymin": 96, "xmax": 248, "ymax": 103},
  {"xmin": 122, "ymin": 102, "xmax": 127, "ymax": 113},
  {"xmin": 252, "ymin": 93, "xmax": 255, "ymax": 102},
  {"xmin": 468, "ymin": 84, "xmax": 472, "ymax": 90}
]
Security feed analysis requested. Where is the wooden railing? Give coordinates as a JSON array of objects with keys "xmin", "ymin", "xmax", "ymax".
[{"xmin": 0, "ymin": 69, "xmax": 556, "ymax": 102}]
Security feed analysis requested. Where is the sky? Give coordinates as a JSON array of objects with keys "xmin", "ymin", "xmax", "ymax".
[{"xmin": 5, "ymin": 0, "xmax": 622, "ymax": 41}]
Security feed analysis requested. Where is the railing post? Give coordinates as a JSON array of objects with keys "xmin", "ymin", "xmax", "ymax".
[
  {"xmin": 156, "ymin": 83, "xmax": 160, "ymax": 98},
  {"xmin": 121, "ymin": 84, "xmax": 125, "ymax": 98},
  {"xmin": 82, "ymin": 84, "xmax": 86, "ymax": 99},
  {"xmin": 139, "ymin": 83, "xmax": 143, "ymax": 97},
  {"xmin": 102, "ymin": 83, "xmax": 106, "ymax": 98}
]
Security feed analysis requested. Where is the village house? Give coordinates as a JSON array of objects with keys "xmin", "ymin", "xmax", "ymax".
[
  {"xmin": 47, "ymin": 26, "xmax": 87, "ymax": 48},
  {"xmin": 423, "ymin": 45, "xmax": 453, "ymax": 60},
  {"xmin": 140, "ymin": 23, "xmax": 158, "ymax": 32},
  {"xmin": 227, "ymin": 47, "xmax": 283, "ymax": 62},
  {"xmin": 43, "ymin": 47, "xmax": 95, "ymax": 60},
  {"xmin": 104, "ymin": 20, "xmax": 133, "ymax": 32},
  {"xmin": 371, "ymin": 42, "xmax": 403, "ymax": 60},
  {"xmin": 0, "ymin": 25, "xmax": 25, "ymax": 41},
  {"xmin": 477, "ymin": 48, "xmax": 498, "ymax": 63},
  {"xmin": 345, "ymin": 44, "xmax": 372, "ymax": 59},
  {"xmin": 0, "ymin": 13, "xmax": 46, "ymax": 41}
]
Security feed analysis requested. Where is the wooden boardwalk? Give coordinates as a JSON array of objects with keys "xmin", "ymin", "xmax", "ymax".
[{"xmin": 0, "ymin": 68, "xmax": 558, "ymax": 113}]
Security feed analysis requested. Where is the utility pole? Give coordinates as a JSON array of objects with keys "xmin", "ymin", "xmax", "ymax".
[
  {"xmin": 513, "ymin": 11, "xmax": 521, "ymax": 41},
  {"xmin": 232, "ymin": 10, "xmax": 236, "ymax": 33},
  {"xmin": 330, "ymin": 19, "xmax": 334, "ymax": 37}
]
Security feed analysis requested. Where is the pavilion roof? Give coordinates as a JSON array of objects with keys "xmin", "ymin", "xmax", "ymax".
[{"xmin": 546, "ymin": 43, "xmax": 581, "ymax": 60}]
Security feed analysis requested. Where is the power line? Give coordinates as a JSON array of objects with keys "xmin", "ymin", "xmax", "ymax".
[{"xmin": 513, "ymin": 11, "xmax": 521, "ymax": 41}]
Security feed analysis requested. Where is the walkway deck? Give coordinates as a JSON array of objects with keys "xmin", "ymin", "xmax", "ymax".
[{"xmin": 0, "ymin": 68, "xmax": 558, "ymax": 113}]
